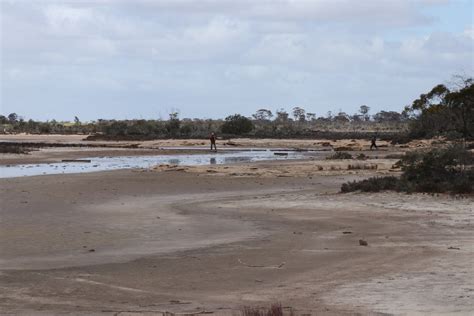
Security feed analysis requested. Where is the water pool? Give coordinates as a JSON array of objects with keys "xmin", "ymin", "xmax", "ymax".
[{"xmin": 0, "ymin": 150, "xmax": 312, "ymax": 178}]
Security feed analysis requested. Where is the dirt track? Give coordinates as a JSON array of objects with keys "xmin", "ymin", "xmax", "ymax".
[{"xmin": 1, "ymin": 166, "xmax": 473, "ymax": 315}]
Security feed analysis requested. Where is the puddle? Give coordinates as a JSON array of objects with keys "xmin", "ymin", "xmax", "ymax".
[{"xmin": 0, "ymin": 150, "xmax": 315, "ymax": 178}]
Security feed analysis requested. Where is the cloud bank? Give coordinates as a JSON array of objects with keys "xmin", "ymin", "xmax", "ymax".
[{"xmin": 1, "ymin": 0, "xmax": 473, "ymax": 120}]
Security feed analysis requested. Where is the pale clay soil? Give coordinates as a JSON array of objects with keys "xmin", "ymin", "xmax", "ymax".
[{"xmin": 0, "ymin": 135, "xmax": 473, "ymax": 315}]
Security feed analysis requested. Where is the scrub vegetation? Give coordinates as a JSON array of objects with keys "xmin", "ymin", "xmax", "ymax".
[{"xmin": 342, "ymin": 145, "xmax": 474, "ymax": 194}]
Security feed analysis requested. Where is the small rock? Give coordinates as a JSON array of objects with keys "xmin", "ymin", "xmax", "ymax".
[
  {"xmin": 359, "ymin": 239, "xmax": 368, "ymax": 246},
  {"xmin": 342, "ymin": 231, "xmax": 352, "ymax": 234},
  {"xmin": 88, "ymin": 249, "xmax": 95, "ymax": 252}
]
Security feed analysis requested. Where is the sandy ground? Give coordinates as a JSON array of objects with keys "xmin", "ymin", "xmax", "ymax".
[
  {"xmin": 1, "ymin": 160, "xmax": 473, "ymax": 315},
  {"xmin": 0, "ymin": 134, "xmax": 437, "ymax": 150}
]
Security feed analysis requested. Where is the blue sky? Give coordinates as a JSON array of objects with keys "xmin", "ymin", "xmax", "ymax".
[{"xmin": 1, "ymin": 0, "xmax": 473, "ymax": 121}]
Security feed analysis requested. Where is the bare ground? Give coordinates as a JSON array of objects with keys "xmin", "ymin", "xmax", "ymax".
[{"xmin": 1, "ymin": 164, "xmax": 473, "ymax": 315}]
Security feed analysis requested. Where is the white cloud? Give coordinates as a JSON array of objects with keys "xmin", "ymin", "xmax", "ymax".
[{"xmin": 1, "ymin": 0, "xmax": 472, "ymax": 120}]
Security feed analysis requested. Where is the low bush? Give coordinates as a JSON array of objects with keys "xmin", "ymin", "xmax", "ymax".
[
  {"xmin": 341, "ymin": 145, "xmax": 473, "ymax": 194},
  {"xmin": 385, "ymin": 153, "xmax": 405, "ymax": 159},
  {"xmin": 341, "ymin": 176, "xmax": 400, "ymax": 192},
  {"xmin": 347, "ymin": 163, "xmax": 377, "ymax": 170},
  {"xmin": 0, "ymin": 144, "xmax": 32, "ymax": 154},
  {"xmin": 326, "ymin": 152, "xmax": 353, "ymax": 159},
  {"xmin": 242, "ymin": 303, "xmax": 292, "ymax": 316}
]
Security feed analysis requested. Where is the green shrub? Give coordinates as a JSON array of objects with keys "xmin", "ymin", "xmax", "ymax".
[
  {"xmin": 341, "ymin": 145, "xmax": 473, "ymax": 193},
  {"xmin": 221, "ymin": 114, "xmax": 254, "ymax": 135}
]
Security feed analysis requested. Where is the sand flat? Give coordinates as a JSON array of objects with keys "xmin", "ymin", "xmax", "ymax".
[{"xmin": 1, "ymin": 162, "xmax": 473, "ymax": 315}]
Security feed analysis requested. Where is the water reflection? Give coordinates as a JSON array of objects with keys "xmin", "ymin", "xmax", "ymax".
[
  {"xmin": 223, "ymin": 156, "xmax": 252, "ymax": 164},
  {"xmin": 168, "ymin": 158, "xmax": 181, "ymax": 165},
  {"xmin": 0, "ymin": 150, "xmax": 314, "ymax": 179}
]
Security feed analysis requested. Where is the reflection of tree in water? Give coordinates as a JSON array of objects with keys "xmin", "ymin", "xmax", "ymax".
[
  {"xmin": 224, "ymin": 156, "xmax": 252, "ymax": 164},
  {"xmin": 168, "ymin": 159, "xmax": 181, "ymax": 165},
  {"xmin": 210, "ymin": 158, "xmax": 216, "ymax": 165}
]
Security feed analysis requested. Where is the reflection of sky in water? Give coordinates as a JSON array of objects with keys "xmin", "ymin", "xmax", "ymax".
[
  {"xmin": 224, "ymin": 156, "xmax": 252, "ymax": 164},
  {"xmin": 0, "ymin": 150, "xmax": 313, "ymax": 178}
]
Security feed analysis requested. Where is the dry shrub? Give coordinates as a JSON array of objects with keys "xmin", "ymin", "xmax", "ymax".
[
  {"xmin": 0, "ymin": 144, "xmax": 32, "ymax": 154},
  {"xmin": 385, "ymin": 153, "xmax": 405, "ymax": 159},
  {"xmin": 347, "ymin": 163, "xmax": 377, "ymax": 170},
  {"xmin": 327, "ymin": 152, "xmax": 352, "ymax": 159},
  {"xmin": 334, "ymin": 146, "xmax": 352, "ymax": 151},
  {"xmin": 341, "ymin": 176, "xmax": 400, "ymax": 193},
  {"xmin": 242, "ymin": 303, "xmax": 293, "ymax": 316}
]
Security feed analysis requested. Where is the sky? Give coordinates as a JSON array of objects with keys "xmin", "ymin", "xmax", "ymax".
[{"xmin": 1, "ymin": 0, "xmax": 473, "ymax": 121}]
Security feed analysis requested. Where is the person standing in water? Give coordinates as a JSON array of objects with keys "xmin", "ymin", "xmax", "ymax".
[
  {"xmin": 370, "ymin": 136, "xmax": 378, "ymax": 150},
  {"xmin": 210, "ymin": 132, "xmax": 217, "ymax": 151}
]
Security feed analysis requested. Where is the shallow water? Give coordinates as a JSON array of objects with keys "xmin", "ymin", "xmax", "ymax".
[{"xmin": 0, "ymin": 150, "xmax": 311, "ymax": 178}]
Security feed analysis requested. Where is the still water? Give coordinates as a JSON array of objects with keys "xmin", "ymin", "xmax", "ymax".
[{"xmin": 0, "ymin": 150, "xmax": 310, "ymax": 178}]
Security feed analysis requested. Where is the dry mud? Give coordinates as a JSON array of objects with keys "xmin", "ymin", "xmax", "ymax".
[{"xmin": 1, "ymin": 163, "xmax": 473, "ymax": 315}]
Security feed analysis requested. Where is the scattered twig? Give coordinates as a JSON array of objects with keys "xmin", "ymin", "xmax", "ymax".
[{"xmin": 238, "ymin": 258, "xmax": 285, "ymax": 269}]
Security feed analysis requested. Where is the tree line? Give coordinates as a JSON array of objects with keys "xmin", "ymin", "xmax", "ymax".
[
  {"xmin": 2, "ymin": 76, "xmax": 472, "ymax": 140},
  {"xmin": 1, "ymin": 105, "xmax": 408, "ymax": 140}
]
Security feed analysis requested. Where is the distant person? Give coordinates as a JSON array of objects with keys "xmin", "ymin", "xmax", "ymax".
[
  {"xmin": 370, "ymin": 136, "xmax": 378, "ymax": 150},
  {"xmin": 210, "ymin": 132, "xmax": 217, "ymax": 151}
]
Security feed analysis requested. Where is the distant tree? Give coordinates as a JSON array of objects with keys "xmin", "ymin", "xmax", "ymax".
[
  {"xmin": 373, "ymin": 111, "xmax": 403, "ymax": 123},
  {"xmin": 221, "ymin": 114, "xmax": 254, "ymax": 135},
  {"xmin": 105, "ymin": 121, "xmax": 128, "ymax": 136},
  {"xmin": 8, "ymin": 113, "xmax": 18, "ymax": 124},
  {"xmin": 0, "ymin": 115, "xmax": 7, "ymax": 124},
  {"xmin": 334, "ymin": 112, "xmax": 350, "ymax": 122},
  {"xmin": 166, "ymin": 111, "xmax": 181, "ymax": 137},
  {"xmin": 306, "ymin": 113, "xmax": 316, "ymax": 121},
  {"xmin": 359, "ymin": 105, "xmax": 370, "ymax": 121},
  {"xmin": 74, "ymin": 116, "xmax": 81, "ymax": 125},
  {"xmin": 252, "ymin": 109, "xmax": 273, "ymax": 121},
  {"xmin": 275, "ymin": 109, "xmax": 289, "ymax": 122},
  {"xmin": 351, "ymin": 114, "xmax": 363, "ymax": 122},
  {"xmin": 292, "ymin": 107, "xmax": 306, "ymax": 122}
]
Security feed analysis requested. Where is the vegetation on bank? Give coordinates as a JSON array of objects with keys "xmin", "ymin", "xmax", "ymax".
[
  {"xmin": 0, "ymin": 143, "xmax": 33, "ymax": 154},
  {"xmin": 341, "ymin": 145, "xmax": 474, "ymax": 194},
  {"xmin": 1, "ymin": 106, "xmax": 406, "ymax": 140},
  {"xmin": 1, "ymin": 76, "xmax": 472, "ymax": 141}
]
